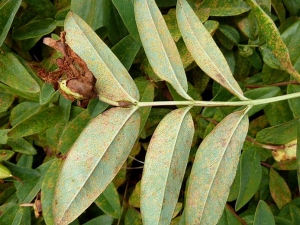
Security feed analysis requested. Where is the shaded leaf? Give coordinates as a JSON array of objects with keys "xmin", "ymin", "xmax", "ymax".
[
  {"xmin": 12, "ymin": 18, "xmax": 56, "ymax": 40},
  {"xmin": 298, "ymin": 119, "xmax": 300, "ymax": 193},
  {"xmin": 15, "ymin": 160, "xmax": 53, "ymax": 203},
  {"xmin": 177, "ymin": 0, "xmax": 247, "ymax": 100},
  {"xmin": 135, "ymin": 77, "xmax": 155, "ymax": 135},
  {"xmin": 7, "ymin": 137, "xmax": 37, "ymax": 155},
  {"xmin": 53, "ymin": 107, "xmax": 140, "ymax": 225},
  {"xmin": 83, "ymin": 215, "xmax": 114, "ymax": 225},
  {"xmin": 25, "ymin": 0, "xmax": 56, "ymax": 18},
  {"xmin": 0, "ymin": 0, "xmax": 21, "ymax": 46},
  {"xmin": 2, "ymin": 161, "xmax": 40, "ymax": 181},
  {"xmin": 112, "ymin": 0, "xmax": 140, "ymax": 42},
  {"xmin": 57, "ymin": 110, "xmax": 91, "ymax": 154},
  {"xmin": 235, "ymin": 147, "xmax": 262, "ymax": 210},
  {"xmin": 111, "ymin": 35, "xmax": 141, "ymax": 70},
  {"xmin": 245, "ymin": 0, "xmax": 300, "ymax": 82},
  {"xmin": 287, "ymin": 84, "xmax": 300, "ymax": 117},
  {"xmin": 0, "ymin": 204, "xmax": 31, "ymax": 225},
  {"xmin": 141, "ymin": 107, "xmax": 194, "ymax": 225},
  {"xmin": 269, "ymin": 168, "xmax": 291, "ymax": 209},
  {"xmin": 94, "ymin": 182, "xmax": 121, "ymax": 218},
  {"xmin": 254, "ymin": 200, "xmax": 275, "ymax": 225},
  {"xmin": 8, "ymin": 106, "xmax": 63, "ymax": 138},
  {"xmin": 135, "ymin": 0, "xmax": 191, "ymax": 100},
  {"xmin": 70, "ymin": 0, "xmax": 104, "ymax": 30},
  {"xmin": 185, "ymin": 109, "xmax": 249, "ymax": 225},
  {"xmin": 64, "ymin": 12, "xmax": 139, "ymax": 103},
  {"xmin": 39, "ymin": 83, "xmax": 57, "ymax": 105}
]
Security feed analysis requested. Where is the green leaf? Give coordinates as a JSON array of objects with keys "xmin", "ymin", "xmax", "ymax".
[
  {"xmin": 111, "ymin": 35, "xmax": 141, "ymax": 70},
  {"xmin": 129, "ymin": 181, "xmax": 141, "ymax": 208},
  {"xmin": 234, "ymin": 11, "xmax": 258, "ymax": 40},
  {"xmin": 64, "ymin": 11, "xmax": 139, "ymax": 103},
  {"xmin": 112, "ymin": 0, "xmax": 140, "ymax": 42},
  {"xmin": 10, "ymin": 102, "xmax": 40, "ymax": 127},
  {"xmin": 185, "ymin": 109, "xmax": 249, "ymax": 225},
  {"xmin": 176, "ymin": 0, "xmax": 247, "ymax": 100},
  {"xmin": 0, "ymin": 0, "xmax": 21, "ymax": 46},
  {"xmin": 0, "ymin": 92, "xmax": 14, "ymax": 113},
  {"xmin": 12, "ymin": 18, "xmax": 56, "ymax": 40},
  {"xmin": 282, "ymin": 0, "xmax": 300, "ymax": 16},
  {"xmin": 271, "ymin": 0, "xmax": 286, "ymax": 23},
  {"xmin": 57, "ymin": 110, "xmax": 91, "ymax": 154},
  {"xmin": 39, "ymin": 83, "xmax": 57, "ymax": 105},
  {"xmin": 264, "ymin": 97, "xmax": 294, "ymax": 126},
  {"xmin": 244, "ymin": 0, "xmax": 300, "ymax": 82},
  {"xmin": 200, "ymin": 0, "xmax": 250, "ymax": 16},
  {"xmin": 0, "ymin": 150, "xmax": 14, "ymax": 161},
  {"xmin": 140, "ymin": 107, "xmax": 194, "ymax": 225},
  {"xmin": 53, "ymin": 107, "xmax": 140, "ymax": 225},
  {"xmin": 41, "ymin": 159, "xmax": 63, "ymax": 225},
  {"xmin": 25, "ymin": 0, "xmax": 56, "ymax": 18},
  {"xmin": 217, "ymin": 206, "xmax": 242, "ymax": 225},
  {"xmin": 135, "ymin": 77, "xmax": 155, "ymax": 135},
  {"xmin": 8, "ymin": 106, "xmax": 63, "ymax": 138},
  {"xmin": 0, "ymin": 163, "xmax": 12, "ymax": 179},
  {"xmin": 125, "ymin": 207, "xmax": 143, "ymax": 225},
  {"xmin": 7, "ymin": 137, "xmax": 37, "ymax": 155},
  {"xmin": 269, "ymin": 168, "xmax": 292, "ymax": 209},
  {"xmin": 94, "ymin": 182, "xmax": 121, "ymax": 218},
  {"xmin": 83, "ymin": 215, "xmax": 114, "ymax": 225},
  {"xmin": 0, "ymin": 52, "xmax": 40, "ymax": 93},
  {"xmin": 235, "ymin": 147, "xmax": 262, "ymax": 210},
  {"xmin": 297, "ymin": 119, "xmax": 300, "ymax": 193},
  {"xmin": 15, "ymin": 160, "xmax": 53, "ymax": 203},
  {"xmin": 2, "ymin": 161, "xmax": 40, "ymax": 181},
  {"xmin": 0, "ymin": 204, "xmax": 31, "ymax": 225},
  {"xmin": 135, "ymin": 0, "xmax": 191, "ymax": 100},
  {"xmin": 70, "ymin": 0, "xmax": 105, "ymax": 30},
  {"xmin": 256, "ymin": 117, "xmax": 298, "ymax": 144},
  {"xmin": 253, "ymin": 200, "xmax": 275, "ymax": 225},
  {"xmin": 287, "ymin": 84, "xmax": 300, "ymax": 117}
]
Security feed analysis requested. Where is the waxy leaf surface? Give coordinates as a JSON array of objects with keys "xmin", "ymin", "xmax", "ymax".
[
  {"xmin": 53, "ymin": 107, "xmax": 140, "ymax": 225},
  {"xmin": 177, "ymin": 0, "xmax": 247, "ymax": 100},
  {"xmin": 185, "ymin": 109, "xmax": 249, "ymax": 225},
  {"xmin": 64, "ymin": 12, "xmax": 139, "ymax": 103},
  {"xmin": 141, "ymin": 107, "xmax": 194, "ymax": 225},
  {"xmin": 135, "ymin": 0, "xmax": 191, "ymax": 100}
]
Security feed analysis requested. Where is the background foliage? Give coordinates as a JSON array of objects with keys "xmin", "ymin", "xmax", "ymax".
[{"xmin": 1, "ymin": 0, "xmax": 300, "ymax": 224}]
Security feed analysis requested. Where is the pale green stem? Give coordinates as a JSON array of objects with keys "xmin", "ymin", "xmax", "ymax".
[
  {"xmin": 98, "ymin": 96, "xmax": 120, "ymax": 107},
  {"xmin": 137, "ymin": 92, "xmax": 300, "ymax": 107}
]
